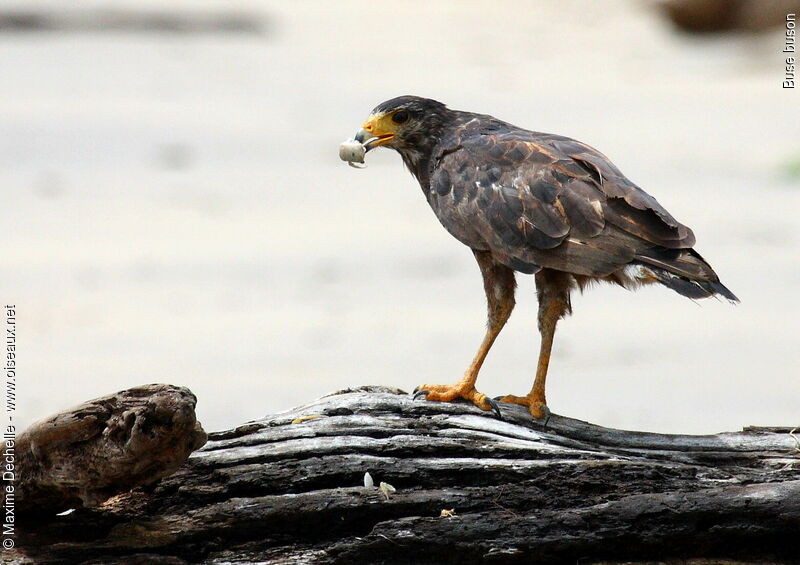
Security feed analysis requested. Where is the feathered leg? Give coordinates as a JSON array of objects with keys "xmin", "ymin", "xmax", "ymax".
[
  {"xmin": 415, "ymin": 250, "xmax": 516, "ymax": 416},
  {"xmin": 498, "ymin": 269, "xmax": 572, "ymax": 420}
]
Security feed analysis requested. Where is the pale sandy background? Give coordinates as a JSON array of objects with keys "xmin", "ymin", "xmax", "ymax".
[{"xmin": 2, "ymin": 1, "xmax": 798, "ymax": 434}]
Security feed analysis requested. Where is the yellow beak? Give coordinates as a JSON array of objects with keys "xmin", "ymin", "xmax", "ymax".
[{"xmin": 355, "ymin": 112, "xmax": 397, "ymax": 149}]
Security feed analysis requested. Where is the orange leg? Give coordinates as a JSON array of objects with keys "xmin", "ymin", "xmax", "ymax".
[
  {"xmin": 415, "ymin": 251, "xmax": 516, "ymax": 415},
  {"xmin": 498, "ymin": 269, "xmax": 572, "ymax": 420}
]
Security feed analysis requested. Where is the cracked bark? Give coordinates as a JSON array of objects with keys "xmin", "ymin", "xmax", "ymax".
[{"xmin": 8, "ymin": 386, "xmax": 800, "ymax": 565}]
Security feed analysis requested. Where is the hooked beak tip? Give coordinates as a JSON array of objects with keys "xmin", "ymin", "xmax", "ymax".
[
  {"xmin": 354, "ymin": 128, "xmax": 370, "ymax": 144},
  {"xmin": 355, "ymin": 129, "xmax": 394, "ymax": 152}
]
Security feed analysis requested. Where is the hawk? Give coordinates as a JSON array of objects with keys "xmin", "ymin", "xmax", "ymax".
[{"xmin": 347, "ymin": 96, "xmax": 737, "ymax": 420}]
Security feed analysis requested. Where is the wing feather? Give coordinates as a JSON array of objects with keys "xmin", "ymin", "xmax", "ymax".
[{"xmin": 429, "ymin": 127, "xmax": 698, "ymax": 276}]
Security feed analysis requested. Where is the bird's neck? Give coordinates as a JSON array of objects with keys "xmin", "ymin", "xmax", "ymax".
[
  {"xmin": 398, "ymin": 110, "xmax": 465, "ymax": 191},
  {"xmin": 401, "ymin": 150, "xmax": 433, "ymax": 187}
]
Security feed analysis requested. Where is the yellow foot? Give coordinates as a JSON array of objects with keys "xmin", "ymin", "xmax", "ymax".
[
  {"xmin": 413, "ymin": 383, "xmax": 502, "ymax": 418},
  {"xmin": 495, "ymin": 394, "xmax": 551, "ymax": 421}
]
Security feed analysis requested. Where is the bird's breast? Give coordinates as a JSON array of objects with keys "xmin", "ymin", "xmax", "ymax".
[{"xmin": 424, "ymin": 178, "xmax": 490, "ymax": 251}]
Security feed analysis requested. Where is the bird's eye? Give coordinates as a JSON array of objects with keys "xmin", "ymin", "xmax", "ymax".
[{"xmin": 392, "ymin": 110, "xmax": 409, "ymax": 124}]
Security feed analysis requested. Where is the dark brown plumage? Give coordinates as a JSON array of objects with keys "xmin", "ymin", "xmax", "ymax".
[{"xmin": 352, "ymin": 95, "xmax": 737, "ymax": 419}]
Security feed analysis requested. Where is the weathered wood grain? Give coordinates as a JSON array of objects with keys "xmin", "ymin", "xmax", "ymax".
[
  {"xmin": 9, "ymin": 385, "xmax": 800, "ymax": 564},
  {"xmin": 7, "ymin": 383, "xmax": 206, "ymax": 514}
]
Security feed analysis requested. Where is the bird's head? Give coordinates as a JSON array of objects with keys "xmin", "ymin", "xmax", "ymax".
[{"xmin": 354, "ymin": 95, "xmax": 451, "ymax": 173}]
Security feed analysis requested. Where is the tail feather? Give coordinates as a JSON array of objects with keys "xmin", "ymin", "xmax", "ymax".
[
  {"xmin": 704, "ymin": 279, "xmax": 739, "ymax": 302},
  {"xmin": 648, "ymin": 266, "xmax": 739, "ymax": 303},
  {"xmin": 633, "ymin": 247, "xmax": 739, "ymax": 303}
]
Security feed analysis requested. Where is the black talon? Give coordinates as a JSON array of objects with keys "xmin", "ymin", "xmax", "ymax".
[
  {"xmin": 485, "ymin": 397, "xmax": 503, "ymax": 420},
  {"xmin": 537, "ymin": 405, "xmax": 552, "ymax": 428},
  {"xmin": 412, "ymin": 389, "xmax": 429, "ymax": 401}
]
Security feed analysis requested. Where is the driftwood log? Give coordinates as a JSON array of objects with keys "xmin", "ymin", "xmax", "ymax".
[
  {"xmin": 9, "ymin": 385, "xmax": 800, "ymax": 564},
  {"xmin": 7, "ymin": 384, "xmax": 206, "ymax": 514}
]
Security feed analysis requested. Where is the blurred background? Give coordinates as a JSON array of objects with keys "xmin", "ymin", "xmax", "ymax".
[{"xmin": 2, "ymin": 0, "xmax": 798, "ymax": 435}]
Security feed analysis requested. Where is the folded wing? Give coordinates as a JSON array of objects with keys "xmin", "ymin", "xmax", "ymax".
[{"xmin": 430, "ymin": 129, "xmax": 706, "ymax": 280}]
